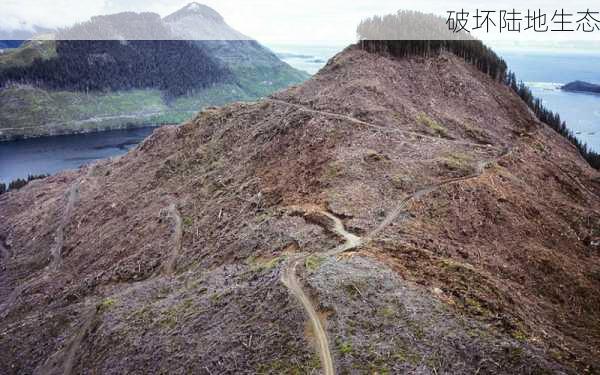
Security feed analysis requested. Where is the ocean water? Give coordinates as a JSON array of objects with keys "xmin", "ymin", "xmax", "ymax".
[
  {"xmin": 0, "ymin": 127, "xmax": 155, "ymax": 184},
  {"xmin": 267, "ymin": 43, "xmax": 346, "ymax": 75},
  {"xmin": 270, "ymin": 43, "xmax": 600, "ymax": 153},
  {"xmin": 499, "ymin": 49, "xmax": 600, "ymax": 152}
]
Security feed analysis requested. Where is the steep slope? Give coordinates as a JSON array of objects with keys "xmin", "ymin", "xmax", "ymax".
[
  {"xmin": 163, "ymin": 2, "xmax": 251, "ymax": 40},
  {"xmin": 1, "ymin": 46, "xmax": 600, "ymax": 374},
  {"xmin": 0, "ymin": 4, "xmax": 307, "ymax": 141},
  {"xmin": 163, "ymin": 3, "xmax": 309, "ymax": 97},
  {"xmin": 0, "ymin": 26, "xmax": 54, "ymax": 48}
]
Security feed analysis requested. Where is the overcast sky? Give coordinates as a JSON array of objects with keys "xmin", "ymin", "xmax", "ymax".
[{"xmin": 2, "ymin": 0, "xmax": 599, "ymax": 43}]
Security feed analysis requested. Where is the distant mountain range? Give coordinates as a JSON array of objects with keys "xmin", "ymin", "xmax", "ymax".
[
  {"xmin": 0, "ymin": 26, "xmax": 54, "ymax": 48},
  {"xmin": 0, "ymin": 3, "xmax": 309, "ymax": 140}
]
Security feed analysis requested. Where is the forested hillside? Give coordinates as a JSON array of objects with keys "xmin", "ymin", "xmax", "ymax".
[
  {"xmin": 0, "ymin": 4, "xmax": 308, "ymax": 140},
  {"xmin": 0, "ymin": 40, "xmax": 232, "ymax": 97}
]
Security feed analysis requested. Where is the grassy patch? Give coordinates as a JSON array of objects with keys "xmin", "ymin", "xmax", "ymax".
[
  {"xmin": 338, "ymin": 340, "xmax": 353, "ymax": 355},
  {"xmin": 440, "ymin": 153, "xmax": 475, "ymax": 175},
  {"xmin": 511, "ymin": 327, "xmax": 528, "ymax": 342},
  {"xmin": 322, "ymin": 161, "xmax": 345, "ymax": 181},
  {"xmin": 158, "ymin": 298, "xmax": 195, "ymax": 330},
  {"xmin": 246, "ymin": 255, "xmax": 285, "ymax": 273},
  {"xmin": 380, "ymin": 306, "xmax": 396, "ymax": 318},
  {"xmin": 417, "ymin": 112, "xmax": 448, "ymax": 138},
  {"xmin": 0, "ymin": 40, "xmax": 56, "ymax": 69},
  {"xmin": 257, "ymin": 354, "xmax": 320, "ymax": 375},
  {"xmin": 97, "ymin": 298, "xmax": 116, "ymax": 312},
  {"xmin": 364, "ymin": 149, "xmax": 387, "ymax": 162},
  {"xmin": 534, "ymin": 142, "xmax": 546, "ymax": 153},
  {"xmin": 390, "ymin": 174, "xmax": 413, "ymax": 190},
  {"xmin": 305, "ymin": 255, "xmax": 325, "ymax": 273},
  {"xmin": 461, "ymin": 120, "xmax": 490, "ymax": 143},
  {"xmin": 393, "ymin": 343, "xmax": 423, "ymax": 365},
  {"xmin": 182, "ymin": 216, "xmax": 194, "ymax": 228},
  {"xmin": 343, "ymin": 282, "xmax": 364, "ymax": 299},
  {"xmin": 130, "ymin": 305, "xmax": 155, "ymax": 325}
]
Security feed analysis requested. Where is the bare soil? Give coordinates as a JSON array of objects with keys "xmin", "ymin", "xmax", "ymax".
[{"xmin": 1, "ymin": 46, "xmax": 599, "ymax": 374}]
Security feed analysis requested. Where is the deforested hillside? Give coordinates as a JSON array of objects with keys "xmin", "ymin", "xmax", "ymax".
[{"xmin": 1, "ymin": 43, "xmax": 599, "ymax": 374}]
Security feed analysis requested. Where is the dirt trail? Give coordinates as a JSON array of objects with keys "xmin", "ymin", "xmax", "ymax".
[
  {"xmin": 368, "ymin": 147, "xmax": 511, "ymax": 240},
  {"xmin": 281, "ymin": 209, "xmax": 363, "ymax": 375},
  {"xmin": 2, "ymin": 182, "xmax": 80, "ymax": 318},
  {"xmin": 273, "ymin": 101, "xmax": 514, "ymax": 375},
  {"xmin": 50, "ymin": 182, "xmax": 80, "ymax": 272},
  {"xmin": 279, "ymin": 144, "xmax": 512, "ymax": 374},
  {"xmin": 162, "ymin": 203, "xmax": 183, "ymax": 276},
  {"xmin": 267, "ymin": 99, "xmax": 496, "ymax": 150},
  {"xmin": 36, "ymin": 303, "xmax": 97, "ymax": 375}
]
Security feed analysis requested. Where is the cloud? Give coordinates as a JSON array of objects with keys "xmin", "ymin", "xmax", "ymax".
[{"xmin": 1, "ymin": 0, "xmax": 599, "ymax": 42}]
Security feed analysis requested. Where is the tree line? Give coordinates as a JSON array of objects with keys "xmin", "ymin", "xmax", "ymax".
[
  {"xmin": 0, "ymin": 174, "xmax": 49, "ymax": 195},
  {"xmin": 506, "ymin": 72, "xmax": 600, "ymax": 169},
  {"xmin": 356, "ymin": 11, "xmax": 599, "ymax": 170}
]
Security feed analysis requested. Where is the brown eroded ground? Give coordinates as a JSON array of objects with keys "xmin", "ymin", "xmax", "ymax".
[{"xmin": 1, "ymin": 46, "xmax": 599, "ymax": 374}]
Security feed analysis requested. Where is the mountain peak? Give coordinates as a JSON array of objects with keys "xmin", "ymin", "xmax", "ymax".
[
  {"xmin": 180, "ymin": 3, "xmax": 223, "ymax": 21},
  {"xmin": 163, "ymin": 2, "xmax": 249, "ymax": 40}
]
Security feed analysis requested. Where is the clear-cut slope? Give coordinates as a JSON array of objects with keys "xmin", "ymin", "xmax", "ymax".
[{"xmin": 1, "ymin": 45, "xmax": 599, "ymax": 374}]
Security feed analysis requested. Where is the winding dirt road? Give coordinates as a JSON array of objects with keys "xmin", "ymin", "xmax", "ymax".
[
  {"xmin": 274, "ymin": 102, "xmax": 515, "ymax": 375},
  {"xmin": 368, "ymin": 147, "xmax": 511, "ymax": 240},
  {"xmin": 281, "ymin": 209, "xmax": 362, "ymax": 375}
]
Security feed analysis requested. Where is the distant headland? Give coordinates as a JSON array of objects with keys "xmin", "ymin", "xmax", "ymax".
[{"xmin": 561, "ymin": 80, "xmax": 600, "ymax": 94}]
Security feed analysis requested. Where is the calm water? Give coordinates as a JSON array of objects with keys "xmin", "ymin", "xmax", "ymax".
[
  {"xmin": 1, "ymin": 45, "xmax": 599, "ymax": 184},
  {"xmin": 498, "ymin": 49, "xmax": 600, "ymax": 152},
  {"xmin": 0, "ymin": 127, "xmax": 155, "ymax": 184}
]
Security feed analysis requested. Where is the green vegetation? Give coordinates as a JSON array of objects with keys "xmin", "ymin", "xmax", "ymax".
[
  {"xmin": 0, "ymin": 174, "xmax": 48, "ymax": 195},
  {"xmin": 0, "ymin": 40, "xmax": 56, "ymax": 69},
  {"xmin": 246, "ymin": 255, "xmax": 285, "ymax": 273},
  {"xmin": 0, "ymin": 40, "xmax": 231, "ymax": 96},
  {"xmin": 0, "ymin": 84, "xmax": 251, "ymax": 140},
  {"xmin": 257, "ymin": 355, "xmax": 320, "ymax": 374},
  {"xmin": 338, "ymin": 340, "xmax": 354, "ymax": 355},
  {"xmin": 97, "ymin": 298, "xmax": 116, "ymax": 312},
  {"xmin": 440, "ymin": 153, "xmax": 475, "ymax": 175},
  {"xmin": 393, "ymin": 345, "xmax": 422, "ymax": 365},
  {"xmin": 304, "ymin": 255, "xmax": 325, "ymax": 272},
  {"xmin": 390, "ymin": 174, "xmax": 413, "ymax": 190},
  {"xmin": 158, "ymin": 298, "xmax": 195, "ymax": 330},
  {"xmin": 182, "ymin": 216, "xmax": 194, "ymax": 228},
  {"xmin": 343, "ymin": 282, "xmax": 364, "ymax": 299},
  {"xmin": 364, "ymin": 149, "xmax": 386, "ymax": 162},
  {"xmin": 0, "ymin": 38, "xmax": 307, "ymax": 140},
  {"xmin": 416, "ymin": 112, "xmax": 448, "ymax": 138},
  {"xmin": 380, "ymin": 306, "xmax": 396, "ymax": 318},
  {"xmin": 322, "ymin": 161, "xmax": 345, "ymax": 180}
]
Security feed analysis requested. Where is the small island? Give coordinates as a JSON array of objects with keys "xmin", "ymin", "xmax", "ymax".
[{"xmin": 561, "ymin": 80, "xmax": 600, "ymax": 94}]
